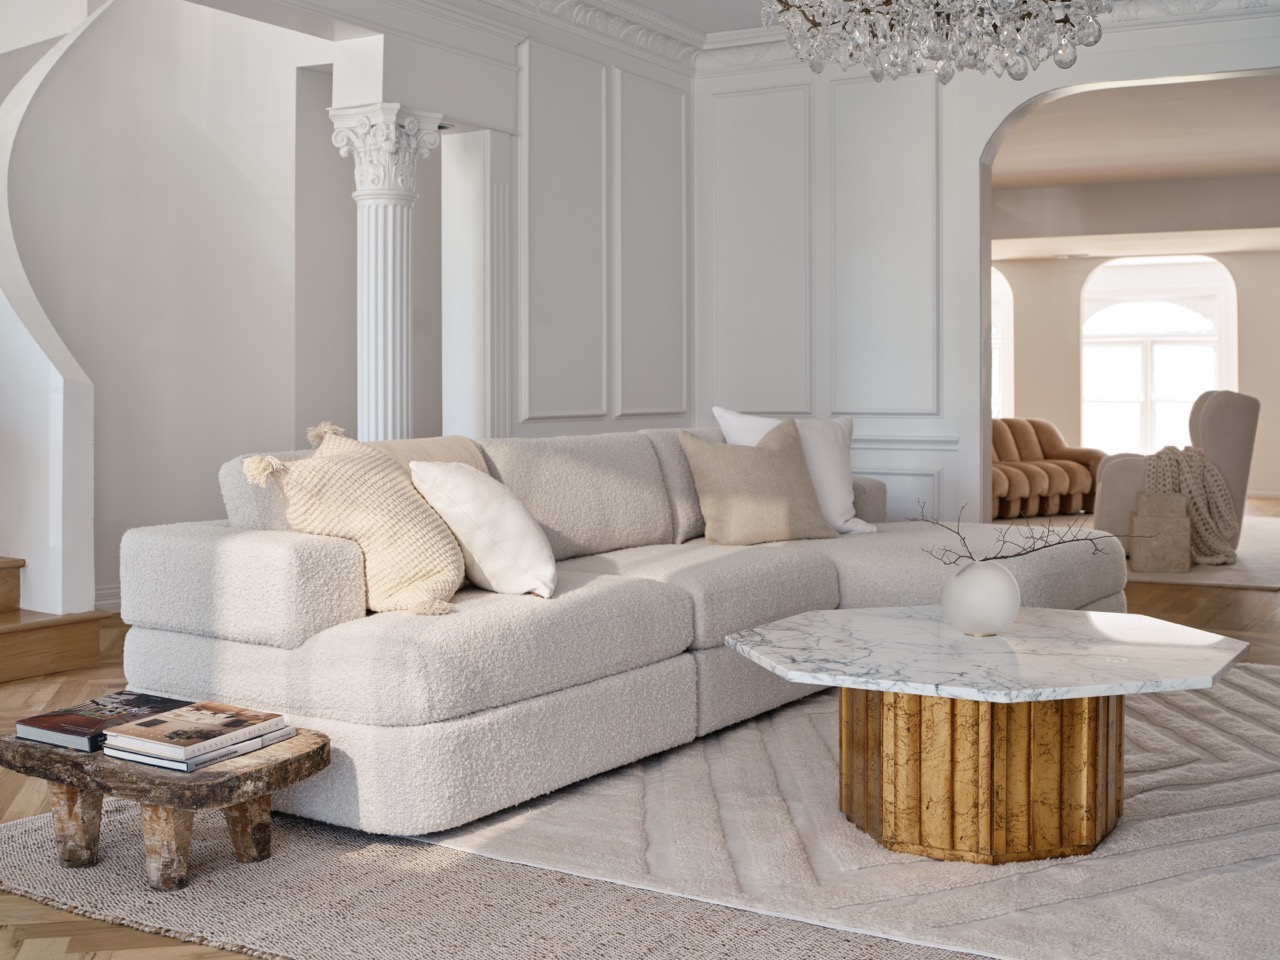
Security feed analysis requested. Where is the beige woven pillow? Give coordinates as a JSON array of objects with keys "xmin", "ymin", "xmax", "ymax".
[
  {"xmin": 679, "ymin": 419, "xmax": 837, "ymax": 546},
  {"xmin": 244, "ymin": 429, "xmax": 465, "ymax": 615}
]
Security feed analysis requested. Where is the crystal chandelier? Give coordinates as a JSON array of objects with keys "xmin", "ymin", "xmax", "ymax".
[{"xmin": 763, "ymin": 0, "xmax": 1111, "ymax": 84}]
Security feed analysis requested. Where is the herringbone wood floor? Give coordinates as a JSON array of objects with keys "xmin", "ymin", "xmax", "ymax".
[{"xmin": 3, "ymin": 502, "xmax": 1280, "ymax": 958}]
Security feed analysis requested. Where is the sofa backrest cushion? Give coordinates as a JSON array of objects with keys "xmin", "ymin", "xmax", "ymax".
[
  {"xmin": 991, "ymin": 419, "xmax": 1020, "ymax": 463},
  {"xmin": 220, "ymin": 449, "xmax": 313, "ymax": 530},
  {"xmin": 1003, "ymin": 418, "xmax": 1046, "ymax": 461},
  {"xmin": 219, "ymin": 435, "xmax": 490, "ymax": 531},
  {"xmin": 477, "ymin": 433, "xmax": 675, "ymax": 561},
  {"xmin": 642, "ymin": 427, "xmax": 723, "ymax": 543}
]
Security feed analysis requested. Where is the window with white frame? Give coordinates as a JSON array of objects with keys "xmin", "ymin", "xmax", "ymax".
[
  {"xmin": 991, "ymin": 267, "xmax": 1015, "ymax": 418},
  {"xmin": 1080, "ymin": 256, "xmax": 1237, "ymax": 455}
]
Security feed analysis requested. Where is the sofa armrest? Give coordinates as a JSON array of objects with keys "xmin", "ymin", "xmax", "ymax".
[
  {"xmin": 852, "ymin": 476, "xmax": 887, "ymax": 524},
  {"xmin": 121, "ymin": 521, "xmax": 366, "ymax": 649}
]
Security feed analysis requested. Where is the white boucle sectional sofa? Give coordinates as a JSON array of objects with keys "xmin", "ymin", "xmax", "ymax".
[{"xmin": 119, "ymin": 428, "xmax": 1128, "ymax": 835}]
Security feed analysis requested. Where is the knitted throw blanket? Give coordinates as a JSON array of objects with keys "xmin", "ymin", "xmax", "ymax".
[{"xmin": 1145, "ymin": 446, "xmax": 1239, "ymax": 565}]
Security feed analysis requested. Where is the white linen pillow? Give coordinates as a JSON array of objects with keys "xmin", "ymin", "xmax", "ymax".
[
  {"xmin": 712, "ymin": 406, "xmax": 876, "ymax": 534},
  {"xmin": 410, "ymin": 461, "xmax": 557, "ymax": 599}
]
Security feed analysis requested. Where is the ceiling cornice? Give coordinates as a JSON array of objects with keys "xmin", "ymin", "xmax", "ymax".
[
  {"xmin": 462, "ymin": 0, "xmax": 1278, "ymax": 73},
  {"xmin": 477, "ymin": 0, "xmax": 699, "ymax": 64}
]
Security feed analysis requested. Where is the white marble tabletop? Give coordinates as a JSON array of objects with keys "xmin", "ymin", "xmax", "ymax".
[{"xmin": 725, "ymin": 606, "xmax": 1248, "ymax": 703}]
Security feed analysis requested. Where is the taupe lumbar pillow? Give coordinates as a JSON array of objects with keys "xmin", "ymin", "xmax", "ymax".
[
  {"xmin": 244, "ymin": 426, "xmax": 465, "ymax": 615},
  {"xmin": 679, "ymin": 419, "xmax": 837, "ymax": 546}
]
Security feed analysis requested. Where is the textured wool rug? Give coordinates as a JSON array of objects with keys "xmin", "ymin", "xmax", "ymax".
[
  {"xmin": 430, "ymin": 663, "xmax": 1280, "ymax": 960},
  {"xmin": 1124, "ymin": 516, "xmax": 1280, "ymax": 590},
  {"xmin": 0, "ymin": 805, "xmax": 973, "ymax": 959}
]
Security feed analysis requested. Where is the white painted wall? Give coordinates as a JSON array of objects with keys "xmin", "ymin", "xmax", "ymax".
[
  {"xmin": 8, "ymin": 0, "xmax": 332, "ymax": 605},
  {"xmin": 695, "ymin": 13, "xmax": 1280, "ymax": 523},
  {"xmin": 509, "ymin": 39, "xmax": 692, "ymax": 436},
  {"xmin": 998, "ymin": 251, "xmax": 1279, "ymax": 494}
]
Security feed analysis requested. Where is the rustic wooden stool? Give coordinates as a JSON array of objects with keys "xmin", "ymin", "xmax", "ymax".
[{"xmin": 0, "ymin": 729, "xmax": 329, "ymax": 890}]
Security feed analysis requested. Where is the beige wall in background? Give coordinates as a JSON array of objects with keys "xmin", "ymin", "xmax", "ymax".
[
  {"xmin": 996, "ymin": 258, "xmax": 1107, "ymax": 447},
  {"xmin": 997, "ymin": 251, "xmax": 1280, "ymax": 496}
]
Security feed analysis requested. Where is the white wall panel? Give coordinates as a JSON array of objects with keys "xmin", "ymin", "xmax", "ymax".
[
  {"xmin": 521, "ymin": 42, "xmax": 608, "ymax": 421},
  {"xmin": 831, "ymin": 77, "xmax": 938, "ymax": 416},
  {"xmin": 615, "ymin": 71, "xmax": 687, "ymax": 417},
  {"xmin": 710, "ymin": 85, "xmax": 811, "ymax": 414},
  {"xmin": 858, "ymin": 468, "xmax": 942, "ymax": 525}
]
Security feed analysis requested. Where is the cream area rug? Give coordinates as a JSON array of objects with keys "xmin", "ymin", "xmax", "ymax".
[
  {"xmin": 1124, "ymin": 516, "xmax": 1280, "ymax": 590},
  {"xmin": 430, "ymin": 664, "xmax": 1280, "ymax": 960},
  {"xmin": 0, "ymin": 810, "xmax": 971, "ymax": 958}
]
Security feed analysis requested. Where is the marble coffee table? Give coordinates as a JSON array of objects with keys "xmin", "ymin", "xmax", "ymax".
[{"xmin": 726, "ymin": 606, "xmax": 1247, "ymax": 864}]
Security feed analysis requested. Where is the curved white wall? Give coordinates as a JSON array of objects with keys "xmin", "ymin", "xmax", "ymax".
[
  {"xmin": 8, "ymin": 0, "xmax": 332, "ymax": 603},
  {"xmin": 0, "ymin": 4, "xmax": 106, "ymax": 613}
]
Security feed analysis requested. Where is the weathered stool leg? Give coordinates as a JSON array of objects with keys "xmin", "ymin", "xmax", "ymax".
[
  {"xmin": 223, "ymin": 795, "xmax": 272, "ymax": 862},
  {"xmin": 140, "ymin": 804, "xmax": 195, "ymax": 891},
  {"xmin": 47, "ymin": 782, "xmax": 103, "ymax": 867}
]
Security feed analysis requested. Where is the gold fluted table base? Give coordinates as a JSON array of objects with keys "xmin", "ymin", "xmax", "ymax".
[{"xmin": 840, "ymin": 689, "xmax": 1123, "ymax": 864}]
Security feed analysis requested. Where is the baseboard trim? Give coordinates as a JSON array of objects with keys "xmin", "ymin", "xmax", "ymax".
[{"xmin": 95, "ymin": 584, "xmax": 121, "ymax": 613}]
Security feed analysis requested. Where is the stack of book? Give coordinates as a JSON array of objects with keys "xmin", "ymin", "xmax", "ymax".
[
  {"xmin": 104, "ymin": 702, "xmax": 294, "ymax": 772},
  {"xmin": 15, "ymin": 692, "xmax": 295, "ymax": 772}
]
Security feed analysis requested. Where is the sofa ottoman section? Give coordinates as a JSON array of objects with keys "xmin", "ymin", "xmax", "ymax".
[{"xmin": 123, "ymin": 571, "xmax": 695, "ymax": 727}]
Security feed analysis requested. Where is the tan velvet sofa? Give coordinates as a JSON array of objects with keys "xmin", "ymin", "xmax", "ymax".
[{"xmin": 992, "ymin": 418, "xmax": 1105, "ymax": 519}]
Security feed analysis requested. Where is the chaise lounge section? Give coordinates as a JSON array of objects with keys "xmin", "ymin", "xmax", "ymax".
[{"xmin": 120, "ymin": 428, "xmax": 1127, "ymax": 835}]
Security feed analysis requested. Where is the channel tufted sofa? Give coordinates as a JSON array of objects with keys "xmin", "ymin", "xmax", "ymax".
[
  {"xmin": 992, "ymin": 418, "xmax": 1106, "ymax": 519},
  {"xmin": 120, "ymin": 428, "xmax": 1127, "ymax": 835}
]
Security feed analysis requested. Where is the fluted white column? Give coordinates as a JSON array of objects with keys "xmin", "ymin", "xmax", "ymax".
[{"xmin": 330, "ymin": 103, "xmax": 442, "ymax": 441}]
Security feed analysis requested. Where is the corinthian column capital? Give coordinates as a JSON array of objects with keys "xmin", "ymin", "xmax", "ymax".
[{"xmin": 329, "ymin": 103, "xmax": 443, "ymax": 197}]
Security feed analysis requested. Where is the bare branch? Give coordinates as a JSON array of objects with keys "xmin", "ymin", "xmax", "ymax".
[{"xmin": 912, "ymin": 502, "xmax": 1113, "ymax": 564}]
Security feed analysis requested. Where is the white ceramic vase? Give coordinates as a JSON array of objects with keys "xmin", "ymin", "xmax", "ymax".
[{"xmin": 942, "ymin": 559, "xmax": 1021, "ymax": 636}]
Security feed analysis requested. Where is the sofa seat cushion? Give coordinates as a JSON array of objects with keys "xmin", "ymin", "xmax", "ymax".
[
  {"xmin": 123, "ymin": 571, "xmax": 694, "ymax": 727},
  {"xmin": 559, "ymin": 540, "xmax": 839, "ymax": 650},
  {"xmin": 786, "ymin": 522, "xmax": 1127, "ymax": 611}
]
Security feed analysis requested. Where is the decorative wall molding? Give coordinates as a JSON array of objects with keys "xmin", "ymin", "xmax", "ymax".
[
  {"xmin": 95, "ymin": 584, "xmax": 121, "ymax": 613},
  {"xmin": 851, "ymin": 434, "xmax": 962, "ymax": 452},
  {"xmin": 478, "ymin": 0, "xmax": 700, "ymax": 64}
]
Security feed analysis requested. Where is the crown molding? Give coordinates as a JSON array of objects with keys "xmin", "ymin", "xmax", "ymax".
[
  {"xmin": 477, "ymin": 0, "xmax": 699, "ymax": 65},
  {"xmin": 586, "ymin": 0, "xmax": 705, "ymax": 48}
]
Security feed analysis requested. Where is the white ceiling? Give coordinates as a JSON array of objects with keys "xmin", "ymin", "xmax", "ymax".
[
  {"xmin": 992, "ymin": 74, "xmax": 1280, "ymax": 189},
  {"xmin": 621, "ymin": 0, "xmax": 762, "ymax": 35}
]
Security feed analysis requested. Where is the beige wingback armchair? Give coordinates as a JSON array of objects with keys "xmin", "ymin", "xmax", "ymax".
[{"xmin": 1092, "ymin": 390, "xmax": 1261, "ymax": 551}]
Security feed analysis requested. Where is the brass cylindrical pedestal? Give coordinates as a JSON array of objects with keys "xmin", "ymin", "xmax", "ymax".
[{"xmin": 840, "ymin": 688, "xmax": 1123, "ymax": 864}]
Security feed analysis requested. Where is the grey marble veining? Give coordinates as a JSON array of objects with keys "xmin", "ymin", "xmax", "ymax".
[{"xmin": 725, "ymin": 606, "xmax": 1248, "ymax": 703}]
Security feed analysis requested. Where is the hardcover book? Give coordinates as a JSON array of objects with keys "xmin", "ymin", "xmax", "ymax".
[
  {"xmin": 15, "ymin": 691, "xmax": 194, "ymax": 751},
  {"xmin": 104, "ymin": 701, "xmax": 286, "ymax": 760},
  {"xmin": 104, "ymin": 726, "xmax": 297, "ymax": 772}
]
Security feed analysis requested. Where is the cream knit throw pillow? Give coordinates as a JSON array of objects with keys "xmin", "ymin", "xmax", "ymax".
[{"xmin": 244, "ymin": 426, "xmax": 465, "ymax": 615}]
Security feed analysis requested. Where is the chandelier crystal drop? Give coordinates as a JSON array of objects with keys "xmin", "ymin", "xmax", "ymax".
[{"xmin": 763, "ymin": 0, "xmax": 1111, "ymax": 84}]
